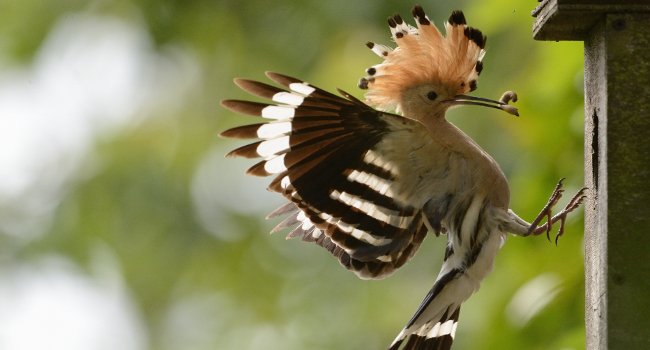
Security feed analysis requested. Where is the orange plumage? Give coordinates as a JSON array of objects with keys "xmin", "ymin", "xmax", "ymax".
[{"xmin": 362, "ymin": 9, "xmax": 486, "ymax": 113}]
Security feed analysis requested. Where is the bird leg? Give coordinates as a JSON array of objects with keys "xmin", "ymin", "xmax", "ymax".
[
  {"xmin": 505, "ymin": 179, "xmax": 587, "ymax": 244},
  {"xmin": 526, "ymin": 179, "xmax": 587, "ymax": 244}
]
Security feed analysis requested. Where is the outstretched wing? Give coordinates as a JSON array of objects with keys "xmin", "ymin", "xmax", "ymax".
[{"xmin": 221, "ymin": 72, "xmax": 445, "ymax": 279}]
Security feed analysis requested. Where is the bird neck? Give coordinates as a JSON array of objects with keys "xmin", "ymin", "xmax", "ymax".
[{"xmin": 419, "ymin": 114, "xmax": 476, "ymax": 152}]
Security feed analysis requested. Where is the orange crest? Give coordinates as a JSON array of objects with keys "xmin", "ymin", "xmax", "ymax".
[{"xmin": 361, "ymin": 8, "xmax": 486, "ymax": 112}]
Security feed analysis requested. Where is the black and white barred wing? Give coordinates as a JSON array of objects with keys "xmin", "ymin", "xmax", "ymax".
[{"xmin": 221, "ymin": 72, "xmax": 441, "ymax": 279}]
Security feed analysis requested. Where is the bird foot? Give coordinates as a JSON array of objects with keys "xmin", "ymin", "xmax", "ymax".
[{"xmin": 527, "ymin": 179, "xmax": 587, "ymax": 244}]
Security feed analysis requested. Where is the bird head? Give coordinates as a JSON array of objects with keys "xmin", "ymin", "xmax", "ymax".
[{"xmin": 360, "ymin": 7, "xmax": 518, "ymax": 121}]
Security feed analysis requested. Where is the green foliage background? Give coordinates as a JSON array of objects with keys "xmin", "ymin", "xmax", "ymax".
[{"xmin": 0, "ymin": 0, "xmax": 584, "ymax": 349}]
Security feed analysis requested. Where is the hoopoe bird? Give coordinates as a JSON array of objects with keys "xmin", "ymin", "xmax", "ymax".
[{"xmin": 221, "ymin": 6, "xmax": 585, "ymax": 350}]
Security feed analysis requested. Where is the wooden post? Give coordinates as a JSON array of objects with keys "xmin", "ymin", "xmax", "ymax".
[{"xmin": 533, "ymin": 1, "xmax": 650, "ymax": 349}]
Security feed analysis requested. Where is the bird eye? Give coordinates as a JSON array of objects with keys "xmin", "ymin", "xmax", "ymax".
[{"xmin": 427, "ymin": 91, "xmax": 438, "ymax": 100}]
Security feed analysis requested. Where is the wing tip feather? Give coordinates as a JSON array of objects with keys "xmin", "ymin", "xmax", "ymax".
[
  {"xmin": 265, "ymin": 71, "xmax": 301, "ymax": 86},
  {"xmin": 246, "ymin": 163, "xmax": 271, "ymax": 177},
  {"xmin": 219, "ymin": 127, "xmax": 240, "ymax": 139},
  {"xmin": 232, "ymin": 77, "xmax": 250, "ymax": 91},
  {"xmin": 219, "ymin": 123, "xmax": 263, "ymax": 139}
]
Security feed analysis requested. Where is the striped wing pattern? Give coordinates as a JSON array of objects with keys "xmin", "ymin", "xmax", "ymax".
[{"xmin": 221, "ymin": 72, "xmax": 430, "ymax": 279}]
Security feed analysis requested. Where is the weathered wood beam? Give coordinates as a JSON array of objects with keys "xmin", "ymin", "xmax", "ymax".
[
  {"xmin": 532, "ymin": 0, "xmax": 650, "ymax": 40},
  {"xmin": 533, "ymin": 1, "xmax": 650, "ymax": 349}
]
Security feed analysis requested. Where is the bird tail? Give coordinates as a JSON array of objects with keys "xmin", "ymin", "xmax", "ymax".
[
  {"xmin": 388, "ymin": 266, "xmax": 468, "ymax": 350},
  {"xmin": 389, "ymin": 201, "xmax": 506, "ymax": 350},
  {"xmin": 388, "ymin": 304, "xmax": 460, "ymax": 350},
  {"xmin": 388, "ymin": 245, "xmax": 497, "ymax": 350}
]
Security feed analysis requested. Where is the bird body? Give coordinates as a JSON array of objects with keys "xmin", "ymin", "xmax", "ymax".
[{"xmin": 221, "ymin": 6, "xmax": 585, "ymax": 350}]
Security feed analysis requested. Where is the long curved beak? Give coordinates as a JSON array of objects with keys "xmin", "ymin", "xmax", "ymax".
[{"xmin": 445, "ymin": 91, "xmax": 519, "ymax": 116}]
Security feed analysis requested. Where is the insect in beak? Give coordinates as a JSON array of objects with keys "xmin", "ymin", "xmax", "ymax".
[{"xmin": 445, "ymin": 91, "xmax": 519, "ymax": 116}]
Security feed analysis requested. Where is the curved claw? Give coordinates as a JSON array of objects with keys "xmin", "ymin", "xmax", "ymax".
[
  {"xmin": 554, "ymin": 188, "xmax": 588, "ymax": 245},
  {"xmin": 527, "ymin": 181, "xmax": 587, "ymax": 245},
  {"xmin": 546, "ymin": 212, "xmax": 552, "ymax": 242},
  {"xmin": 528, "ymin": 179, "xmax": 566, "ymax": 236},
  {"xmin": 555, "ymin": 217, "xmax": 567, "ymax": 246}
]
